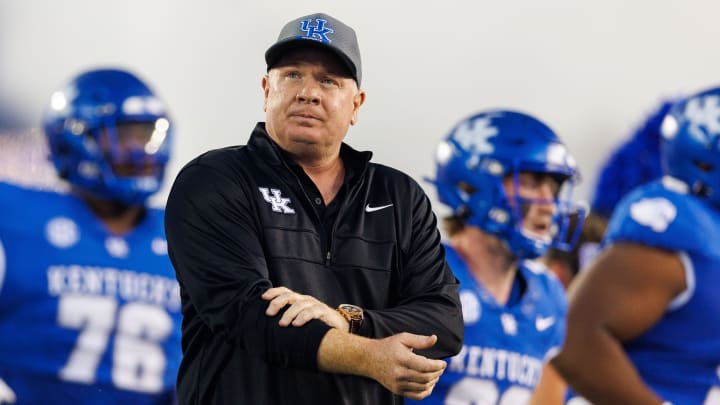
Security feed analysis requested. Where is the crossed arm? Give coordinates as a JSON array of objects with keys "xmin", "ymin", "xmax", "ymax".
[{"xmin": 262, "ymin": 286, "xmax": 447, "ymax": 400}]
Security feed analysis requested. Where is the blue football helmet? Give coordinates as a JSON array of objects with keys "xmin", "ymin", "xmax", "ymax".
[
  {"xmin": 430, "ymin": 110, "xmax": 585, "ymax": 259},
  {"xmin": 43, "ymin": 68, "xmax": 172, "ymax": 205},
  {"xmin": 661, "ymin": 86, "xmax": 720, "ymax": 209}
]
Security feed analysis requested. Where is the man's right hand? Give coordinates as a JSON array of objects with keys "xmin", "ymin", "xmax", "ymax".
[{"xmin": 317, "ymin": 329, "xmax": 446, "ymax": 400}]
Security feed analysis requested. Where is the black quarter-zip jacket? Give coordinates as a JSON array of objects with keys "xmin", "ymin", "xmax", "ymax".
[{"xmin": 165, "ymin": 123, "xmax": 463, "ymax": 405}]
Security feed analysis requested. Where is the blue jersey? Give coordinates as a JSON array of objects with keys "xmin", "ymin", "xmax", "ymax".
[
  {"xmin": 409, "ymin": 244, "xmax": 567, "ymax": 405},
  {"xmin": 604, "ymin": 177, "xmax": 720, "ymax": 405},
  {"xmin": 0, "ymin": 181, "xmax": 182, "ymax": 404}
]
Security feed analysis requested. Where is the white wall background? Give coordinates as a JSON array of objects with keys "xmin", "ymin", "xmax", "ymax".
[{"xmin": 2, "ymin": 0, "xmax": 718, "ymax": 208}]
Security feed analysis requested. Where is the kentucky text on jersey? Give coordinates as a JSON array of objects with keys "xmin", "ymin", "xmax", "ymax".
[
  {"xmin": 47, "ymin": 265, "xmax": 181, "ymax": 312},
  {"xmin": 448, "ymin": 345, "xmax": 543, "ymax": 387}
]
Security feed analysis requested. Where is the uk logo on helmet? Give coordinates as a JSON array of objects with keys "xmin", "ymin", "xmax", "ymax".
[
  {"xmin": 299, "ymin": 19, "xmax": 334, "ymax": 43},
  {"xmin": 684, "ymin": 95, "xmax": 720, "ymax": 141},
  {"xmin": 451, "ymin": 116, "xmax": 498, "ymax": 155}
]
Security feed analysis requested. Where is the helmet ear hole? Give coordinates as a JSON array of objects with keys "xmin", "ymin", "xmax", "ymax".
[
  {"xmin": 693, "ymin": 160, "xmax": 713, "ymax": 173},
  {"xmin": 457, "ymin": 181, "xmax": 476, "ymax": 195}
]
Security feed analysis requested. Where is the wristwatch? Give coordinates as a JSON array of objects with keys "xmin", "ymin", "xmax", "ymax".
[{"xmin": 336, "ymin": 304, "xmax": 364, "ymax": 334}]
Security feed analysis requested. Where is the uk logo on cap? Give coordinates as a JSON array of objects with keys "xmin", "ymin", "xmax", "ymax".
[{"xmin": 299, "ymin": 18, "xmax": 334, "ymax": 43}]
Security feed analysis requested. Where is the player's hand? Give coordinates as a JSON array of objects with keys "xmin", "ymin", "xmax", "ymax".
[
  {"xmin": 0, "ymin": 378, "xmax": 16, "ymax": 404},
  {"xmin": 262, "ymin": 286, "xmax": 348, "ymax": 330},
  {"xmin": 364, "ymin": 333, "xmax": 446, "ymax": 400}
]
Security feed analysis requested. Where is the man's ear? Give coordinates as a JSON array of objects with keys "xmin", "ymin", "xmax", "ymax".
[
  {"xmin": 350, "ymin": 89, "xmax": 366, "ymax": 125},
  {"xmin": 262, "ymin": 74, "xmax": 270, "ymax": 112}
]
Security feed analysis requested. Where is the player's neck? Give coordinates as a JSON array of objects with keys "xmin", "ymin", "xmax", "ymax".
[
  {"xmin": 79, "ymin": 192, "xmax": 146, "ymax": 235},
  {"xmin": 452, "ymin": 228, "xmax": 518, "ymax": 305}
]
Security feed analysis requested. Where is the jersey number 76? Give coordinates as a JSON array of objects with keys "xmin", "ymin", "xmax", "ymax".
[{"xmin": 57, "ymin": 294, "xmax": 172, "ymax": 393}]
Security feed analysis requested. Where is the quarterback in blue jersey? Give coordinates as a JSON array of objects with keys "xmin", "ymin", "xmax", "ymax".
[
  {"xmin": 0, "ymin": 68, "xmax": 181, "ymax": 404},
  {"xmin": 409, "ymin": 110, "xmax": 585, "ymax": 405},
  {"xmin": 553, "ymin": 87, "xmax": 720, "ymax": 404}
]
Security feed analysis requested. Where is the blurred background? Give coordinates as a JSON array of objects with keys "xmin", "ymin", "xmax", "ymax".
[{"xmin": 2, "ymin": 0, "xmax": 719, "ymax": 208}]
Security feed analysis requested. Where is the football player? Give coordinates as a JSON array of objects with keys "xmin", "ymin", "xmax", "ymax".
[
  {"xmin": 0, "ymin": 68, "xmax": 181, "ymax": 404},
  {"xmin": 544, "ymin": 99, "xmax": 674, "ymax": 290},
  {"xmin": 408, "ymin": 110, "xmax": 585, "ymax": 405},
  {"xmin": 553, "ymin": 86, "xmax": 720, "ymax": 404}
]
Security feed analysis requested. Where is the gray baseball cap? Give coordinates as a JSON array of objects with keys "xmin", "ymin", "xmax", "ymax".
[{"xmin": 265, "ymin": 12, "xmax": 362, "ymax": 86}]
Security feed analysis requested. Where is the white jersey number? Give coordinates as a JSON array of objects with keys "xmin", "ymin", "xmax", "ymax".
[
  {"xmin": 58, "ymin": 294, "xmax": 172, "ymax": 393},
  {"xmin": 445, "ymin": 377, "xmax": 531, "ymax": 405}
]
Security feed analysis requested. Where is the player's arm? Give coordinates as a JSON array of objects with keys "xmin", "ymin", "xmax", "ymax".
[{"xmin": 551, "ymin": 242, "xmax": 686, "ymax": 405}]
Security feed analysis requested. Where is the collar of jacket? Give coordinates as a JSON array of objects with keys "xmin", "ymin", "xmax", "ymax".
[{"xmin": 247, "ymin": 122, "xmax": 373, "ymax": 172}]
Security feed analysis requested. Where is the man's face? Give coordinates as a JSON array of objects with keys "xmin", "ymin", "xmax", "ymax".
[
  {"xmin": 502, "ymin": 172, "xmax": 560, "ymax": 241},
  {"xmin": 262, "ymin": 46, "xmax": 365, "ymax": 164}
]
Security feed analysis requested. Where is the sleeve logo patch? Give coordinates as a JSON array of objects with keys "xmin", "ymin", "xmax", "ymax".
[{"xmin": 629, "ymin": 197, "xmax": 677, "ymax": 233}]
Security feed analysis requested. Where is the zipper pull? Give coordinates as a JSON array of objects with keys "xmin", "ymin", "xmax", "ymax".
[{"xmin": 325, "ymin": 251, "xmax": 331, "ymax": 266}]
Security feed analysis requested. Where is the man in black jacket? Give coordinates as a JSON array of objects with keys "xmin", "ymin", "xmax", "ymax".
[{"xmin": 165, "ymin": 12, "xmax": 463, "ymax": 404}]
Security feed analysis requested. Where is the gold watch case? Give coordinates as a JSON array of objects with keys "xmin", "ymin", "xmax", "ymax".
[{"xmin": 336, "ymin": 304, "xmax": 364, "ymax": 333}]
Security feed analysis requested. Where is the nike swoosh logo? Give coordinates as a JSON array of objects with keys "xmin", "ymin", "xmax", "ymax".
[
  {"xmin": 536, "ymin": 316, "xmax": 556, "ymax": 332},
  {"xmin": 365, "ymin": 203, "xmax": 393, "ymax": 213}
]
